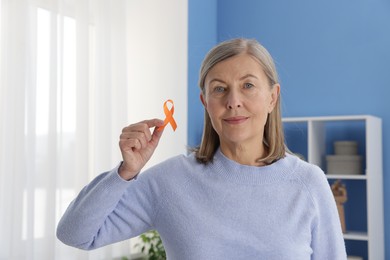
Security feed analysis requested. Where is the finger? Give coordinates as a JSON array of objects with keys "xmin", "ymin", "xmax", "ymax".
[
  {"xmin": 122, "ymin": 119, "xmax": 164, "ymax": 141},
  {"xmin": 132, "ymin": 138, "xmax": 142, "ymax": 150},
  {"xmin": 121, "ymin": 125, "xmax": 151, "ymax": 144},
  {"xmin": 142, "ymin": 118, "xmax": 165, "ymax": 129},
  {"xmin": 149, "ymin": 123, "xmax": 165, "ymax": 147},
  {"xmin": 119, "ymin": 137, "xmax": 142, "ymax": 151},
  {"xmin": 120, "ymin": 131, "xmax": 149, "ymax": 150}
]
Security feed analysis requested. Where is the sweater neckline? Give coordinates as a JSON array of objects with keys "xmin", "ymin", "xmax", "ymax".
[{"xmin": 209, "ymin": 148, "xmax": 298, "ymax": 184}]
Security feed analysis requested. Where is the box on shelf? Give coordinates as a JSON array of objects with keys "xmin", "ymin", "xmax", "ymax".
[
  {"xmin": 334, "ymin": 141, "xmax": 358, "ymax": 155},
  {"xmin": 327, "ymin": 140, "xmax": 362, "ymax": 175},
  {"xmin": 326, "ymin": 155, "xmax": 362, "ymax": 175}
]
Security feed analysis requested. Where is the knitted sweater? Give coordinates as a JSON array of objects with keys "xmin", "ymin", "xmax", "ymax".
[{"xmin": 57, "ymin": 149, "xmax": 347, "ymax": 260}]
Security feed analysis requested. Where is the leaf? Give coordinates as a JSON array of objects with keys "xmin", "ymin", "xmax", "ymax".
[{"xmin": 137, "ymin": 230, "xmax": 166, "ymax": 259}]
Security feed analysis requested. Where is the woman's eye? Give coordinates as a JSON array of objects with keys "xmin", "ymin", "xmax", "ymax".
[
  {"xmin": 244, "ymin": 83, "xmax": 254, "ymax": 89},
  {"xmin": 214, "ymin": 86, "xmax": 226, "ymax": 93}
]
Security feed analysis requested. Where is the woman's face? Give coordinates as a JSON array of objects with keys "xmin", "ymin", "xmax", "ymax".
[{"xmin": 201, "ymin": 53, "xmax": 279, "ymax": 148}]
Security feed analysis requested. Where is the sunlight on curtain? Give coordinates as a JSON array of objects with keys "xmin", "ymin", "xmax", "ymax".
[{"xmin": 0, "ymin": 0, "xmax": 188, "ymax": 259}]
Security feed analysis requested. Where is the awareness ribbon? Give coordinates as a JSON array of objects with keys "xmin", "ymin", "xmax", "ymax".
[{"xmin": 157, "ymin": 99, "xmax": 177, "ymax": 131}]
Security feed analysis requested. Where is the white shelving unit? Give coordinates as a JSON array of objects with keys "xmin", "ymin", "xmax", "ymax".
[{"xmin": 282, "ymin": 115, "xmax": 384, "ymax": 260}]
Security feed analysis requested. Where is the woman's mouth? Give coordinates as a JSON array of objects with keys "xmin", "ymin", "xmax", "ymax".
[{"xmin": 223, "ymin": 116, "xmax": 249, "ymax": 125}]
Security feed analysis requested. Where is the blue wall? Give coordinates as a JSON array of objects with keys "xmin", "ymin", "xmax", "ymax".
[
  {"xmin": 189, "ymin": 0, "xmax": 390, "ymax": 258},
  {"xmin": 187, "ymin": 0, "xmax": 217, "ymax": 148}
]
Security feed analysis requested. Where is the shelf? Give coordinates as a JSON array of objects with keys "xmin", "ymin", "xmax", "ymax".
[
  {"xmin": 283, "ymin": 115, "xmax": 384, "ymax": 259},
  {"xmin": 326, "ymin": 174, "xmax": 367, "ymax": 180},
  {"xmin": 282, "ymin": 115, "xmax": 375, "ymax": 123},
  {"xmin": 343, "ymin": 231, "xmax": 368, "ymax": 241}
]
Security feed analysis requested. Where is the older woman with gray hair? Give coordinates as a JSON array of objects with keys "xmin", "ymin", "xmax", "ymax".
[{"xmin": 57, "ymin": 38, "xmax": 347, "ymax": 259}]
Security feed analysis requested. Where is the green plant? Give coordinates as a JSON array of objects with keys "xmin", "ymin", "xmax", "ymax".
[{"xmin": 135, "ymin": 230, "xmax": 166, "ymax": 260}]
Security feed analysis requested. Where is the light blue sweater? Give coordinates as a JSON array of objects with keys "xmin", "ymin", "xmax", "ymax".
[{"xmin": 57, "ymin": 149, "xmax": 347, "ymax": 259}]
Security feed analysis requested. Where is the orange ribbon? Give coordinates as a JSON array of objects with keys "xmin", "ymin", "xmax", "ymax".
[{"xmin": 157, "ymin": 99, "xmax": 177, "ymax": 131}]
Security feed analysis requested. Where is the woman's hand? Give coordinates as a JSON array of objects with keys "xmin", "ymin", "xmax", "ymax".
[{"xmin": 118, "ymin": 119, "xmax": 165, "ymax": 180}]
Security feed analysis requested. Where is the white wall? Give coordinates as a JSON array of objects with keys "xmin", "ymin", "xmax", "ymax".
[
  {"xmin": 125, "ymin": 1, "xmax": 188, "ymax": 255},
  {"xmin": 126, "ymin": 0, "xmax": 188, "ymax": 168}
]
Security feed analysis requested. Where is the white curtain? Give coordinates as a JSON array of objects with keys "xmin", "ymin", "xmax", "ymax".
[{"xmin": 0, "ymin": 0, "xmax": 188, "ymax": 259}]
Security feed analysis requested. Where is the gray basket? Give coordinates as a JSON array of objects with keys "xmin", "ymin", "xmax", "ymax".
[
  {"xmin": 334, "ymin": 141, "xmax": 358, "ymax": 155},
  {"xmin": 326, "ymin": 155, "xmax": 362, "ymax": 175}
]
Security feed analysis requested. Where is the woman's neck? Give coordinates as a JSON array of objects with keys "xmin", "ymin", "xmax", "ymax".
[{"xmin": 220, "ymin": 141, "xmax": 267, "ymax": 166}]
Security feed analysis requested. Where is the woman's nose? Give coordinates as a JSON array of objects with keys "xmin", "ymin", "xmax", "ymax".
[{"xmin": 226, "ymin": 91, "xmax": 242, "ymax": 109}]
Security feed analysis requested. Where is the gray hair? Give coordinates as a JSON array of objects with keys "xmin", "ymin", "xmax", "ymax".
[
  {"xmin": 194, "ymin": 38, "xmax": 286, "ymax": 164},
  {"xmin": 199, "ymin": 38, "xmax": 279, "ymax": 93}
]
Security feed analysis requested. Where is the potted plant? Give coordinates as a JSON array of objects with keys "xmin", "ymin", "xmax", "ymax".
[{"xmin": 135, "ymin": 230, "xmax": 166, "ymax": 260}]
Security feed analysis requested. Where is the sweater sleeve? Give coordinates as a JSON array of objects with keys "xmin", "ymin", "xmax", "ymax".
[
  {"xmin": 304, "ymin": 165, "xmax": 347, "ymax": 260},
  {"xmin": 56, "ymin": 164, "xmax": 157, "ymax": 250}
]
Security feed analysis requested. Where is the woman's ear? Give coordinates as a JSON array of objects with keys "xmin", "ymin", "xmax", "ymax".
[
  {"xmin": 268, "ymin": 84, "xmax": 280, "ymax": 113},
  {"xmin": 200, "ymin": 93, "xmax": 207, "ymax": 108}
]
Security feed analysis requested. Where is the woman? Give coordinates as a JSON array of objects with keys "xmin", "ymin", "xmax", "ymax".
[{"xmin": 57, "ymin": 38, "xmax": 347, "ymax": 259}]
